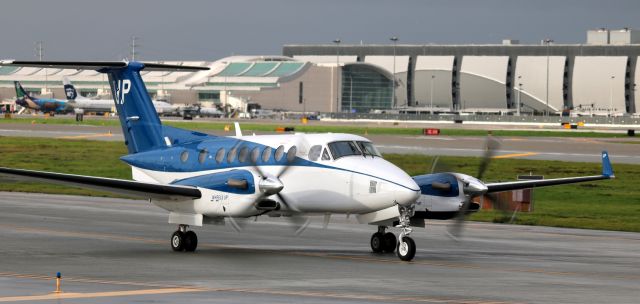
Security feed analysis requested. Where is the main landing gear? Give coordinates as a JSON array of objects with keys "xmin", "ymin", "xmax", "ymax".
[
  {"xmin": 171, "ymin": 224, "xmax": 198, "ymax": 252},
  {"xmin": 369, "ymin": 205, "xmax": 417, "ymax": 261}
]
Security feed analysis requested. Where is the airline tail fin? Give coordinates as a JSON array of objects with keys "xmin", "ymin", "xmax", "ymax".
[
  {"xmin": 602, "ymin": 151, "xmax": 614, "ymax": 178},
  {"xmin": 14, "ymin": 81, "xmax": 28, "ymax": 98},
  {"xmin": 62, "ymin": 77, "xmax": 78, "ymax": 100},
  {"xmin": 1, "ymin": 60, "xmax": 208, "ymax": 154}
]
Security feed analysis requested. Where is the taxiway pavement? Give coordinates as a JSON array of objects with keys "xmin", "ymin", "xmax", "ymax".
[
  {"xmin": 1, "ymin": 122, "xmax": 639, "ymax": 164},
  {"xmin": 0, "ymin": 192, "xmax": 638, "ymax": 303}
]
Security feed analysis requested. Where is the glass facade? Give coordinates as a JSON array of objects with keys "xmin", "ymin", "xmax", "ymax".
[{"xmin": 341, "ymin": 64, "xmax": 392, "ymax": 113}]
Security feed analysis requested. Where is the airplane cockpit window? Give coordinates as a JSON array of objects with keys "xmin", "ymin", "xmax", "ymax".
[
  {"xmin": 250, "ymin": 147, "xmax": 260, "ymax": 163},
  {"xmin": 308, "ymin": 145, "xmax": 322, "ymax": 161},
  {"xmin": 274, "ymin": 145, "xmax": 285, "ymax": 162},
  {"xmin": 180, "ymin": 150, "xmax": 189, "ymax": 163},
  {"xmin": 262, "ymin": 146, "xmax": 272, "ymax": 162},
  {"xmin": 328, "ymin": 141, "xmax": 362, "ymax": 159},
  {"xmin": 238, "ymin": 147, "xmax": 249, "ymax": 163},
  {"xmin": 227, "ymin": 147, "xmax": 237, "ymax": 163},
  {"xmin": 215, "ymin": 148, "xmax": 225, "ymax": 164},
  {"xmin": 286, "ymin": 145, "xmax": 297, "ymax": 163},
  {"xmin": 198, "ymin": 149, "xmax": 208, "ymax": 164},
  {"xmin": 357, "ymin": 141, "xmax": 382, "ymax": 157},
  {"xmin": 321, "ymin": 148, "xmax": 331, "ymax": 161}
]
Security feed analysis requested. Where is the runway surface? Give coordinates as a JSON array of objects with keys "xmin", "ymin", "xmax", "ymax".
[
  {"xmin": 1, "ymin": 122, "xmax": 639, "ymax": 164},
  {"xmin": 0, "ymin": 192, "xmax": 638, "ymax": 303}
]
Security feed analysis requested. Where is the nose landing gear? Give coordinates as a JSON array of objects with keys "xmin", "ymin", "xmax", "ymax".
[
  {"xmin": 370, "ymin": 204, "xmax": 417, "ymax": 261},
  {"xmin": 171, "ymin": 224, "xmax": 198, "ymax": 252}
]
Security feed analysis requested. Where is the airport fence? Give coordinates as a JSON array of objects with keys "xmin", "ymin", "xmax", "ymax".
[{"xmin": 322, "ymin": 113, "xmax": 640, "ymax": 125}]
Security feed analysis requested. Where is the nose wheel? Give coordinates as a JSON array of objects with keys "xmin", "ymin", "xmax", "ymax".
[{"xmin": 171, "ymin": 225, "xmax": 198, "ymax": 252}]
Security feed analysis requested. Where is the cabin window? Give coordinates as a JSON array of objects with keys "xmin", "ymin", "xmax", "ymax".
[
  {"xmin": 251, "ymin": 147, "xmax": 260, "ymax": 164},
  {"xmin": 198, "ymin": 149, "xmax": 208, "ymax": 164},
  {"xmin": 286, "ymin": 145, "xmax": 297, "ymax": 163},
  {"xmin": 327, "ymin": 141, "xmax": 362, "ymax": 159},
  {"xmin": 262, "ymin": 146, "xmax": 272, "ymax": 162},
  {"xmin": 274, "ymin": 145, "xmax": 285, "ymax": 162},
  {"xmin": 356, "ymin": 141, "xmax": 382, "ymax": 157},
  {"xmin": 180, "ymin": 150, "xmax": 189, "ymax": 163},
  {"xmin": 308, "ymin": 145, "xmax": 322, "ymax": 161},
  {"xmin": 321, "ymin": 148, "xmax": 331, "ymax": 160},
  {"xmin": 238, "ymin": 147, "xmax": 249, "ymax": 163},
  {"xmin": 227, "ymin": 147, "xmax": 237, "ymax": 163},
  {"xmin": 215, "ymin": 148, "xmax": 225, "ymax": 164}
]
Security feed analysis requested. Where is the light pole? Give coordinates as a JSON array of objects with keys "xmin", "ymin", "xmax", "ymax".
[
  {"xmin": 544, "ymin": 38, "xmax": 553, "ymax": 116},
  {"xmin": 517, "ymin": 75, "xmax": 522, "ymax": 116},
  {"xmin": 390, "ymin": 36, "xmax": 398, "ymax": 108},
  {"xmin": 429, "ymin": 74, "xmax": 435, "ymax": 114},
  {"xmin": 609, "ymin": 75, "xmax": 615, "ymax": 117},
  {"xmin": 333, "ymin": 39, "xmax": 341, "ymax": 113}
]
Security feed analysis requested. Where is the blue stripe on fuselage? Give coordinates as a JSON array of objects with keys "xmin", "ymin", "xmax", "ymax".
[{"xmin": 121, "ymin": 136, "xmax": 419, "ymax": 192}]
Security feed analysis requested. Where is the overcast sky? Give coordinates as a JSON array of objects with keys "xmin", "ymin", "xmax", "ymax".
[{"xmin": 1, "ymin": 0, "xmax": 638, "ymax": 61}]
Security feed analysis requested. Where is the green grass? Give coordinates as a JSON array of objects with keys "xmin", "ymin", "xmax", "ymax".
[
  {"xmin": 1, "ymin": 136, "xmax": 639, "ymax": 232},
  {"xmin": 1, "ymin": 116, "xmax": 635, "ymax": 138}
]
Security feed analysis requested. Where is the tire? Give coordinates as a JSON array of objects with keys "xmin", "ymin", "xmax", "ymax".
[
  {"xmin": 171, "ymin": 231, "xmax": 185, "ymax": 252},
  {"xmin": 382, "ymin": 232, "xmax": 397, "ymax": 253},
  {"xmin": 370, "ymin": 232, "xmax": 384, "ymax": 253},
  {"xmin": 184, "ymin": 231, "xmax": 198, "ymax": 252},
  {"xmin": 397, "ymin": 236, "xmax": 416, "ymax": 261}
]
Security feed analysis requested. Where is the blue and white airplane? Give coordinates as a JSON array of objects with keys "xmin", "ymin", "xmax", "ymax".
[
  {"xmin": 0, "ymin": 60, "xmax": 615, "ymax": 261},
  {"xmin": 14, "ymin": 81, "xmax": 69, "ymax": 114}
]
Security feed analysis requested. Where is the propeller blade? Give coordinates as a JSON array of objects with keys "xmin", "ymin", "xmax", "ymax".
[
  {"xmin": 447, "ymin": 196, "xmax": 471, "ymax": 241},
  {"xmin": 227, "ymin": 217, "xmax": 245, "ymax": 232},
  {"xmin": 477, "ymin": 136, "xmax": 500, "ymax": 180}
]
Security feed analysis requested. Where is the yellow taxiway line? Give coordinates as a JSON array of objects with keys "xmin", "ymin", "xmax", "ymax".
[
  {"xmin": 56, "ymin": 133, "xmax": 113, "ymax": 139},
  {"xmin": 492, "ymin": 152, "xmax": 539, "ymax": 159},
  {"xmin": 0, "ymin": 288, "xmax": 203, "ymax": 302}
]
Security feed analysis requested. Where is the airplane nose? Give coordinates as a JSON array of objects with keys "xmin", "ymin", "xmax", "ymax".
[
  {"xmin": 394, "ymin": 177, "xmax": 421, "ymax": 206},
  {"xmin": 395, "ymin": 187, "xmax": 420, "ymax": 206}
]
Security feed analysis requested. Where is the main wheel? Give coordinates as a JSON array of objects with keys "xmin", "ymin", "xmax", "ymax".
[
  {"xmin": 397, "ymin": 236, "xmax": 416, "ymax": 261},
  {"xmin": 370, "ymin": 232, "xmax": 384, "ymax": 253},
  {"xmin": 171, "ymin": 231, "xmax": 185, "ymax": 251},
  {"xmin": 382, "ymin": 232, "xmax": 397, "ymax": 253},
  {"xmin": 184, "ymin": 231, "xmax": 198, "ymax": 252}
]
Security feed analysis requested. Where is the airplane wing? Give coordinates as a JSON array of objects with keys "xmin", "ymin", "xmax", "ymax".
[
  {"xmin": 0, "ymin": 167, "xmax": 201, "ymax": 200},
  {"xmin": 485, "ymin": 151, "xmax": 614, "ymax": 193}
]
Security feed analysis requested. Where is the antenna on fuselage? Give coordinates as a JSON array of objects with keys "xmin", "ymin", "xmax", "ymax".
[{"xmin": 234, "ymin": 122, "xmax": 242, "ymax": 137}]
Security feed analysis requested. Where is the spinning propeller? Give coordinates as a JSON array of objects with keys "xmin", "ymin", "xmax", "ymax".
[
  {"xmin": 226, "ymin": 143, "xmax": 312, "ymax": 235},
  {"xmin": 429, "ymin": 136, "xmax": 511, "ymax": 240}
]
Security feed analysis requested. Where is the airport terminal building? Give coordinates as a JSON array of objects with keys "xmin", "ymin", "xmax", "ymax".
[{"xmin": 1, "ymin": 29, "xmax": 640, "ymax": 116}]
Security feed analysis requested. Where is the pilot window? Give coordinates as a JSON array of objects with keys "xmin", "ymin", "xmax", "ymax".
[
  {"xmin": 321, "ymin": 148, "xmax": 331, "ymax": 160},
  {"xmin": 328, "ymin": 141, "xmax": 362, "ymax": 159},
  {"xmin": 308, "ymin": 145, "xmax": 322, "ymax": 161},
  {"xmin": 357, "ymin": 141, "xmax": 382, "ymax": 157}
]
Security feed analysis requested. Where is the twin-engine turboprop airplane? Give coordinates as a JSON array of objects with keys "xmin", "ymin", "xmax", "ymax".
[{"xmin": 0, "ymin": 60, "xmax": 615, "ymax": 261}]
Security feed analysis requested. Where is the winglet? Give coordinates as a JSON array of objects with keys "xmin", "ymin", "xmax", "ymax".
[
  {"xmin": 234, "ymin": 122, "xmax": 242, "ymax": 137},
  {"xmin": 602, "ymin": 151, "xmax": 614, "ymax": 178}
]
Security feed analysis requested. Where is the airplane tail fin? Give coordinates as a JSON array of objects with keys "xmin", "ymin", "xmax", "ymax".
[
  {"xmin": 14, "ymin": 81, "xmax": 28, "ymax": 98},
  {"xmin": 602, "ymin": 151, "xmax": 614, "ymax": 178},
  {"xmin": 1, "ymin": 60, "xmax": 208, "ymax": 154},
  {"xmin": 62, "ymin": 77, "xmax": 78, "ymax": 100}
]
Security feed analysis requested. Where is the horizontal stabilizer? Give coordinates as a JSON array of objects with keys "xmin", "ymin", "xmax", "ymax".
[
  {"xmin": 0, "ymin": 167, "xmax": 201, "ymax": 200},
  {"xmin": 0, "ymin": 60, "xmax": 209, "ymax": 72},
  {"xmin": 486, "ymin": 151, "xmax": 614, "ymax": 193}
]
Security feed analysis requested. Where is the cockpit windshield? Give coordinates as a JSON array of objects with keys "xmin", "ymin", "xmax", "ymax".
[
  {"xmin": 357, "ymin": 141, "xmax": 382, "ymax": 157},
  {"xmin": 328, "ymin": 141, "xmax": 362, "ymax": 159}
]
